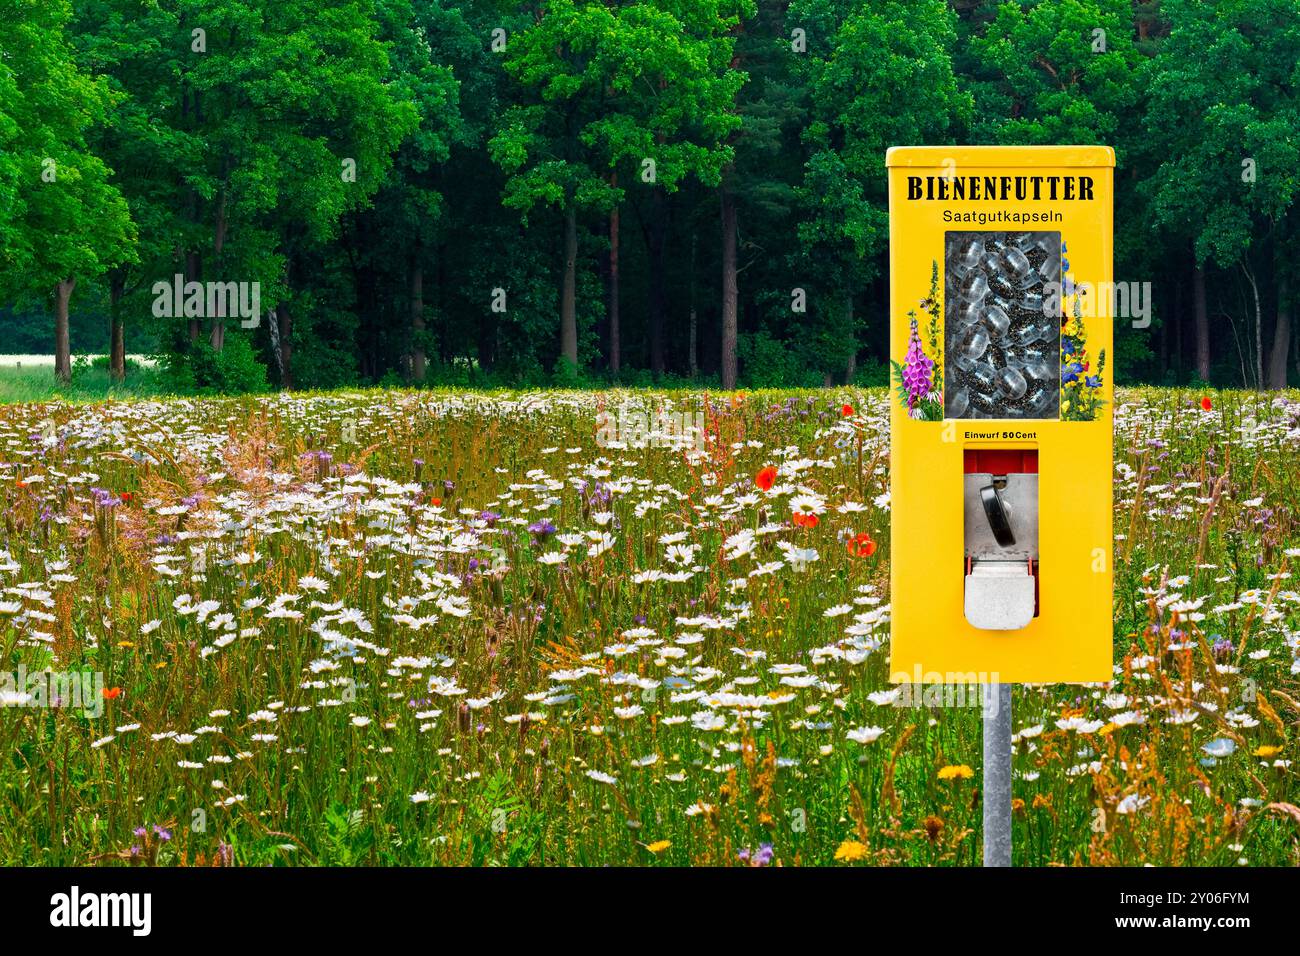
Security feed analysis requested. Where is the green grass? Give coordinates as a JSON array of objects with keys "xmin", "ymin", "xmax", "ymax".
[
  {"xmin": 0, "ymin": 361, "xmax": 167, "ymax": 404},
  {"xmin": 0, "ymin": 386, "xmax": 1296, "ymax": 866}
]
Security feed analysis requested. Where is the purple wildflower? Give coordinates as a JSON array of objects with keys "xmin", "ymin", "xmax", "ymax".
[
  {"xmin": 902, "ymin": 317, "xmax": 934, "ymax": 412},
  {"xmin": 739, "ymin": 843, "xmax": 774, "ymax": 867},
  {"xmin": 527, "ymin": 519, "xmax": 557, "ymax": 542}
]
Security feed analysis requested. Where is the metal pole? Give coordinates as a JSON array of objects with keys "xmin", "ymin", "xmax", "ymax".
[{"xmin": 982, "ymin": 682, "xmax": 1012, "ymax": 867}]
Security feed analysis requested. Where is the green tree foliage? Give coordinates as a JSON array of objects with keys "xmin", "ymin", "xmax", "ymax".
[
  {"xmin": 792, "ymin": 0, "xmax": 971, "ymax": 382},
  {"xmin": 969, "ymin": 0, "xmax": 1141, "ymax": 147},
  {"xmin": 490, "ymin": 0, "xmax": 749, "ymax": 373},
  {"xmin": 1143, "ymin": 0, "xmax": 1300, "ymax": 386},
  {"xmin": 0, "ymin": 0, "xmax": 134, "ymax": 383},
  {"xmin": 3, "ymin": 0, "xmax": 1299, "ymax": 391}
]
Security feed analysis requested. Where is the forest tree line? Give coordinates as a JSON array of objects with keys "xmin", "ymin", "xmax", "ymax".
[{"xmin": 1, "ymin": 0, "xmax": 1298, "ymax": 391}]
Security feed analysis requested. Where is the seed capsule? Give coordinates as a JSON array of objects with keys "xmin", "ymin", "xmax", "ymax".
[
  {"xmin": 996, "ymin": 366, "xmax": 1028, "ymax": 400},
  {"xmin": 1025, "ymin": 360, "xmax": 1055, "ymax": 383},
  {"xmin": 1012, "ymin": 323, "xmax": 1042, "ymax": 346},
  {"xmin": 952, "ymin": 238, "xmax": 984, "ymax": 277},
  {"xmin": 1012, "ymin": 232, "xmax": 1038, "ymax": 252},
  {"xmin": 958, "ymin": 326, "xmax": 990, "ymax": 362},
  {"xmin": 956, "ymin": 299, "xmax": 983, "ymax": 327},
  {"xmin": 960, "ymin": 271, "xmax": 989, "ymax": 302},
  {"xmin": 999, "ymin": 246, "xmax": 1035, "ymax": 288},
  {"xmin": 1025, "ymin": 385, "xmax": 1058, "ymax": 417},
  {"xmin": 983, "ymin": 303, "xmax": 1011, "ymax": 338},
  {"xmin": 969, "ymin": 361, "xmax": 997, "ymax": 393},
  {"xmin": 970, "ymin": 389, "xmax": 998, "ymax": 414}
]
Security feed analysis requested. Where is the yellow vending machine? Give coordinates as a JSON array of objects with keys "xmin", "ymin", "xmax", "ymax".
[{"xmin": 886, "ymin": 146, "xmax": 1114, "ymax": 684}]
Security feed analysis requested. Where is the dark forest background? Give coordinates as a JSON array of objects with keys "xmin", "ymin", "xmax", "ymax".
[{"xmin": 2, "ymin": 0, "xmax": 1298, "ymax": 392}]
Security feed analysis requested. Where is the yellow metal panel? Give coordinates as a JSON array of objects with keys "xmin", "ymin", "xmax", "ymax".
[
  {"xmin": 886, "ymin": 145, "xmax": 1116, "ymax": 168},
  {"xmin": 888, "ymin": 145, "xmax": 1114, "ymax": 684}
]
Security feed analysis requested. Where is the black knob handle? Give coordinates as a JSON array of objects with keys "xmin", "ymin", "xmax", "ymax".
[{"xmin": 980, "ymin": 484, "xmax": 1016, "ymax": 547}]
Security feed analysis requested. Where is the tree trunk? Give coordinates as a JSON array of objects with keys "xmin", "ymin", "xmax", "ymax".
[
  {"xmin": 1163, "ymin": 268, "xmax": 1178, "ymax": 379},
  {"xmin": 1267, "ymin": 273, "xmax": 1290, "ymax": 389},
  {"xmin": 1192, "ymin": 260, "xmax": 1210, "ymax": 381},
  {"xmin": 436, "ymin": 243, "xmax": 449, "ymax": 366},
  {"xmin": 1175, "ymin": 272, "xmax": 1185, "ymax": 378},
  {"xmin": 844, "ymin": 293, "xmax": 856, "ymax": 383},
  {"xmin": 560, "ymin": 203, "xmax": 578, "ymax": 370},
  {"xmin": 410, "ymin": 254, "xmax": 426, "ymax": 384},
  {"xmin": 1243, "ymin": 261, "xmax": 1262, "ymax": 388},
  {"xmin": 186, "ymin": 252, "xmax": 202, "ymax": 342},
  {"xmin": 688, "ymin": 234, "xmax": 698, "ymax": 379},
  {"xmin": 608, "ymin": 201, "xmax": 620, "ymax": 375},
  {"xmin": 109, "ymin": 271, "xmax": 126, "ymax": 383},
  {"xmin": 54, "ymin": 277, "xmax": 75, "ymax": 384},
  {"xmin": 647, "ymin": 189, "xmax": 668, "ymax": 376},
  {"xmin": 277, "ymin": 300, "xmax": 293, "ymax": 390},
  {"xmin": 210, "ymin": 187, "xmax": 228, "ymax": 352},
  {"xmin": 720, "ymin": 184, "xmax": 738, "ymax": 390}
]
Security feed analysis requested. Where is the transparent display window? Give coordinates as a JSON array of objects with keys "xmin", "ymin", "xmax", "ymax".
[{"xmin": 944, "ymin": 231, "xmax": 1061, "ymax": 420}]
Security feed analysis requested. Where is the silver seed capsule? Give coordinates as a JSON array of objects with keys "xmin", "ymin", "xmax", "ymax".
[
  {"xmin": 1026, "ymin": 386, "xmax": 1057, "ymax": 416},
  {"xmin": 983, "ymin": 303, "xmax": 1011, "ymax": 338},
  {"xmin": 999, "ymin": 246, "xmax": 1035, "ymax": 288},
  {"xmin": 960, "ymin": 271, "xmax": 989, "ymax": 303},
  {"xmin": 1012, "ymin": 323, "xmax": 1041, "ymax": 346},
  {"xmin": 958, "ymin": 326, "xmax": 990, "ymax": 362},
  {"xmin": 956, "ymin": 299, "xmax": 983, "ymax": 327},
  {"xmin": 1025, "ymin": 360, "xmax": 1055, "ymax": 383},
  {"xmin": 969, "ymin": 361, "xmax": 997, "ymax": 393},
  {"xmin": 951, "ymin": 238, "xmax": 984, "ymax": 277},
  {"xmin": 996, "ymin": 365, "xmax": 1028, "ymax": 400},
  {"xmin": 970, "ymin": 389, "xmax": 998, "ymax": 414}
]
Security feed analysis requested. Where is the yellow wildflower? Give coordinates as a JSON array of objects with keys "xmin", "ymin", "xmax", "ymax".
[
  {"xmin": 938, "ymin": 764, "xmax": 974, "ymax": 781},
  {"xmin": 834, "ymin": 839, "xmax": 869, "ymax": 862}
]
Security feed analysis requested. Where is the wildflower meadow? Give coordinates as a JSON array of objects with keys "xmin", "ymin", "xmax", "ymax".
[{"xmin": 0, "ymin": 386, "xmax": 1297, "ymax": 867}]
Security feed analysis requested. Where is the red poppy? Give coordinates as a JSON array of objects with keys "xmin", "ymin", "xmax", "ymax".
[
  {"xmin": 430, "ymin": 497, "xmax": 442, "ymax": 507},
  {"xmin": 103, "ymin": 687, "xmax": 123, "ymax": 700},
  {"xmin": 847, "ymin": 532, "xmax": 877, "ymax": 558},
  {"xmin": 755, "ymin": 466, "xmax": 778, "ymax": 492},
  {"xmin": 793, "ymin": 512, "xmax": 819, "ymax": 529},
  {"xmin": 1200, "ymin": 396, "xmax": 1212, "ymax": 412},
  {"xmin": 841, "ymin": 404, "xmax": 853, "ymax": 418},
  {"xmin": 119, "ymin": 492, "xmax": 132, "ymax": 502}
]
